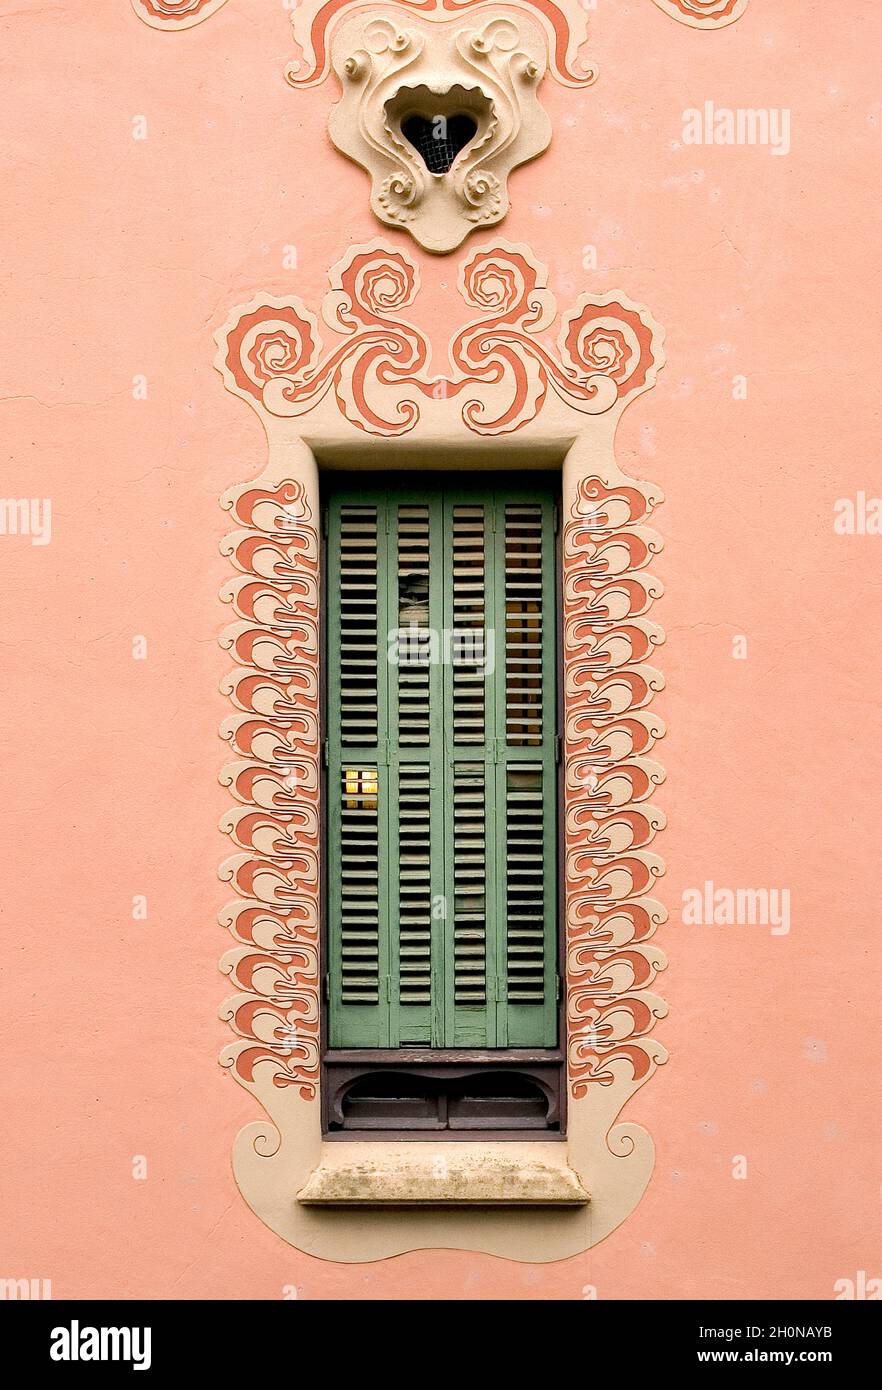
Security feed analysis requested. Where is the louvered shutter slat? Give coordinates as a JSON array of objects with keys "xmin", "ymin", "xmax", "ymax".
[
  {"xmin": 397, "ymin": 763, "xmax": 433, "ymax": 1008},
  {"xmin": 504, "ymin": 504, "xmax": 544, "ymax": 747},
  {"xmin": 338, "ymin": 768, "xmax": 381, "ymax": 1006},
  {"xmin": 499, "ymin": 499, "xmax": 556, "ymax": 1043},
  {"xmin": 327, "ymin": 500, "xmax": 390, "ymax": 1045},
  {"xmin": 453, "ymin": 763, "xmax": 487, "ymax": 1008},
  {"xmin": 396, "ymin": 505, "xmax": 432, "ymax": 747},
  {"xmin": 451, "ymin": 505, "xmax": 486, "ymax": 747},
  {"xmin": 338, "ymin": 505, "xmax": 380, "ymax": 745}
]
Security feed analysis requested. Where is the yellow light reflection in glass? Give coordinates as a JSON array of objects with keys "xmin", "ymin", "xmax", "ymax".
[{"xmin": 344, "ymin": 767, "xmax": 378, "ymax": 810}]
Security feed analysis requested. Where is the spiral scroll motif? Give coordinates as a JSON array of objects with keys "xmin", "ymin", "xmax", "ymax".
[
  {"xmin": 215, "ymin": 241, "xmax": 663, "ymax": 437},
  {"xmin": 131, "ymin": 0, "xmax": 230, "ymax": 28},
  {"xmin": 651, "ymin": 0, "xmax": 747, "ymax": 28}
]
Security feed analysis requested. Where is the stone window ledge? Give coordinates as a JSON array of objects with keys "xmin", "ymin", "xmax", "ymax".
[{"xmin": 296, "ymin": 1143, "xmax": 589, "ymax": 1207}]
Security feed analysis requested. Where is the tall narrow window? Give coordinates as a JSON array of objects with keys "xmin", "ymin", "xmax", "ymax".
[{"xmin": 324, "ymin": 475, "xmax": 561, "ymax": 1134}]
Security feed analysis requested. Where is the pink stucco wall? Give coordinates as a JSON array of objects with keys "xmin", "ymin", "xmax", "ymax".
[{"xmin": 2, "ymin": 0, "xmax": 879, "ymax": 1298}]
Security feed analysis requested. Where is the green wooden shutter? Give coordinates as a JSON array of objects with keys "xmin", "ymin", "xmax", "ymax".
[{"xmin": 326, "ymin": 478, "xmax": 558, "ymax": 1049}]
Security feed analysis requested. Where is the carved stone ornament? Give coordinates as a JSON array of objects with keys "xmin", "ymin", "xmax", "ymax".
[
  {"xmin": 326, "ymin": 11, "xmax": 551, "ymax": 252},
  {"xmin": 215, "ymin": 240, "xmax": 668, "ymax": 1260}
]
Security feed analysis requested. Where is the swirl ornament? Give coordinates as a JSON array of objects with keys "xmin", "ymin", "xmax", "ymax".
[
  {"xmin": 131, "ymin": 0, "xmax": 230, "ymax": 28},
  {"xmin": 216, "ymin": 250, "xmax": 429, "ymax": 436},
  {"xmin": 215, "ymin": 239, "xmax": 663, "ymax": 438},
  {"xmin": 651, "ymin": 0, "xmax": 748, "ymax": 27},
  {"xmin": 286, "ymin": 0, "xmax": 597, "ymax": 89},
  {"xmin": 449, "ymin": 248, "xmax": 662, "ymax": 432}
]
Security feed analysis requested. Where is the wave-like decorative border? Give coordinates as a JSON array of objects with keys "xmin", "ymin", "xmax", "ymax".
[{"xmin": 219, "ymin": 478, "xmax": 321, "ymax": 1100}]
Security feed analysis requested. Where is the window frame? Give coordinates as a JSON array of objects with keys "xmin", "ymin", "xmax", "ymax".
[{"xmin": 319, "ymin": 469, "xmax": 568, "ymax": 1141}]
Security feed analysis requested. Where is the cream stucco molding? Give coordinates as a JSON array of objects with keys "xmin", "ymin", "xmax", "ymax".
[
  {"xmin": 215, "ymin": 239, "xmax": 668, "ymax": 1261},
  {"xmin": 287, "ymin": 0, "xmax": 596, "ymax": 89},
  {"xmin": 326, "ymin": 12, "xmax": 552, "ymax": 252}
]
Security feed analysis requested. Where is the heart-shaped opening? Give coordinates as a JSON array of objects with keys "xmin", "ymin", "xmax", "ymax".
[{"xmin": 401, "ymin": 113, "xmax": 478, "ymax": 175}]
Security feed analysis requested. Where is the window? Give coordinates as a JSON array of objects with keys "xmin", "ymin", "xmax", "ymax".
[{"xmin": 322, "ymin": 473, "xmax": 562, "ymax": 1135}]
